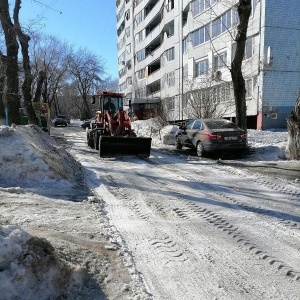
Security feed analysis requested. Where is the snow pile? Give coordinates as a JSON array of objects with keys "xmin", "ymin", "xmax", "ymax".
[
  {"xmin": 0, "ymin": 225, "xmax": 85, "ymax": 300},
  {"xmin": 132, "ymin": 117, "xmax": 179, "ymax": 145},
  {"xmin": 0, "ymin": 125, "xmax": 84, "ymax": 195},
  {"xmin": 132, "ymin": 118, "xmax": 289, "ymax": 161},
  {"xmin": 247, "ymin": 129, "xmax": 288, "ymax": 161}
]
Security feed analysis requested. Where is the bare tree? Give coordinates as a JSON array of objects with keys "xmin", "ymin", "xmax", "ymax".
[
  {"xmin": 30, "ymin": 33, "xmax": 70, "ymax": 115},
  {"xmin": 183, "ymin": 76, "xmax": 234, "ymax": 120},
  {"xmin": 0, "ymin": 0, "xmax": 20, "ymax": 125},
  {"xmin": 286, "ymin": 93, "xmax": 300, "ymax": 159},
  {"xmin": 230, "ymin": 0, "xmax": 252, "ymax": 130},
  {"xmin": 97, "ymin": 76, "xmax": 119, "ymax": 92},
  {"xmin": 69, "ymin": 49, "xmax": 104, "ymax": 120}
]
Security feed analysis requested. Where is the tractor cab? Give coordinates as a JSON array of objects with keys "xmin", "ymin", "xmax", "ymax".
[{"xmin": 99, "ymin": 93, "xmax": 123, "ymax": 115}]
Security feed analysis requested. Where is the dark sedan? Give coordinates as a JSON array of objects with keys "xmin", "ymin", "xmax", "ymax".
[
  {"xmin": 80, "ymin": 119, "xmax": 92, "ymax": 129},
  {"xmin": 175, "ymin": 118, "xmax": 248, "ymax": 157},
  {"xmin": 53, "ymin": 115, "xmax": 68, "ymax": 127}
]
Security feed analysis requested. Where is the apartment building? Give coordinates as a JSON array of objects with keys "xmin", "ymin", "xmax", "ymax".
[{"xmin": 116, "ymin": 0, "xmax": 300, "ymax": 129}]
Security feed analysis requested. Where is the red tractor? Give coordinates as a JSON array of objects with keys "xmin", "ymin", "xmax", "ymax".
[{"xmin": 87, "ymin": 91, "xmax": 152, "ymax": 157}]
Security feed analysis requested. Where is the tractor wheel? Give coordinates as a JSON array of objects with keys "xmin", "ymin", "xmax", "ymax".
[
  {"xmin": 175, "ymin": 138, "xmax": 183, "ymax": 150},
  {"xmin": 94, "ymin": 131, "xmax": 100, "ymax": 150},
  {"xmin": 87, "ymin": 131, "xmax": 94, "ymax": 148},
  {"xmin": 196, "ymin": 141, "xmax": 204, "ymax": 157}
]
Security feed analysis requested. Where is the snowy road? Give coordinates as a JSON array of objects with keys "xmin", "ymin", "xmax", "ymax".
[{"xmin": 57, "ymin": 124, "xmax": 300, "ymax": 300}]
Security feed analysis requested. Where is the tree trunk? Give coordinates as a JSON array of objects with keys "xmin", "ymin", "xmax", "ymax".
[
  {"xmin": 33, "ymin": 70, "xmax": 46, "ymax": 103},
  {"xmin": 0, "ymin": 52, "xmax": 6, "ymax": 124},
  {"xmin": 0, "ymin": 0, "xmax": 20, "ymax": 125},
  {"xmin": 286, "ymin": 94, "xmax": 300, "ymax": 160},
  {"xmin": 14, "ymin": 0, "xmax": 39, "ymax": 125},
  {"xmin": 230, "ymin": 0, "xmax": 252, "ymax": 130}
]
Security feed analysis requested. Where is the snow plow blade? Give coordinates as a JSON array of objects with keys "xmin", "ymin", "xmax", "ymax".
[{"xmin": 99, "ymin": 136, "xmax": 152, "ymax": 158}]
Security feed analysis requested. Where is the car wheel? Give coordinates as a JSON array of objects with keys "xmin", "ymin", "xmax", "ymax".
[
  {"xmin": 196, "ymin": 141, "xmax": 204, "ymax": 157},
  {"xmin": 175, "ymin": 138, "xmax": 183, "ymax": 150}
]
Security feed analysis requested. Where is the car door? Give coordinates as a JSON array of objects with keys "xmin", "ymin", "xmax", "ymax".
[
  {"xmin": 177, "ymin": 120, "xmax": 195, "ymax": 147},
  {"xmin": 186, "ymin": 120, "xmax": 203, "ymax": 147}
]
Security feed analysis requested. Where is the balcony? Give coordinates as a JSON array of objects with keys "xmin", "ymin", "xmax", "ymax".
[
  {"xmin": 145, "ymin": 0, "xmax": 160, "ymax": 18},
  {"xmin": 146, "ymin": 79, "xmax": 161, "ymax": 96},
  {"xmin": 145, "ymin": 11, "xmax": 162, "ymax": 37},
  {"xmin": 145, "ymin": 36, "xmax": 161, "ymax": 57},
  {"xmin": 147, "ymin": 59, "xmax": 161, "ymax": 76}
]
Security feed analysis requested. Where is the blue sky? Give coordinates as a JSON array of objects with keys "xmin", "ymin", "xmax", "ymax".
[{"xmin": 20, "ymin": 0, "xmax": 118, "ymax": 78}]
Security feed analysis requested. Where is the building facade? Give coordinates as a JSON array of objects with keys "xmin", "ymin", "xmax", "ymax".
[{"xmin": 116, "ymin": 0, "xmax": 300, "ymax": 129}]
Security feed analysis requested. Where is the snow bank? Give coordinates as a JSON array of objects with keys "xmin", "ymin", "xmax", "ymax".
[
  {"xmin": 0, "ymin": 125, "xmax": 84, "ymax": 195},
  {"xmin": 0, "ymin": 225, "xmax": 85, "ymax": 300}
]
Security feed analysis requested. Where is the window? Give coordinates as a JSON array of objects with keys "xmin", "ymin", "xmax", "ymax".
[
  {"xmin": 166, "ymin": 71, "xmax": 175, "ymax": 86},
  {"xmin": 183, "ymin": 64, "xmax": 188, "ymax": 81},
  {"xmin": 191, "ymin": 0, "xmax": 213, "ymax": 16},
  {"xmin": 117, "ymin": 2, "xmax": 125, "ymax": 22},
  {"xmin": 245, "ymin": 76, "xmax": 257, "ymax": 99},
  {"xmin": 166, "ymin": 98, "xmax": 175, "ymax": 110},
  {"xmin": 212, "ymin": 18, "xmax": 221, "ymax": 38},
  {"xmin": 231, "ymin": 36, "xmax": 255, "ymax": 61},
  {"xmin": 195, "ymin": 59, "xmax": 209, "ymax": 77},
  {"xmin": 221, "ymin": 10, "xmax": 231, "ymax": 32},
  {"xmin": 136, "ymin": 49, "xmax": 145, "ymax": 62},
  {"xmin": 135, "ymin": 10, "xmax": 144, "ymax": 26},
  {"xmin": 118, "ymin": 51, "xmax": 126, "ymax": 64},
  {"xmin": 119, "ymin": 67, "xmax": 126, "ymax": 78},
  {"xmin": 136, "ymin": 68, "xmax": 145, "ymax": 80},
  {"xmin": 185, "ymin": 120, "xmax": 195, "ymax": 129},
  {"xmin": 125, "ymin": 9, "xmax": 130, "ymax": 21},
  {"xmin": 245, "ymin": 78, "xmax": 253, "ymax": 98},
  {"xmin": 191, "ymin": 27, "xmax": 206, "ymax": 47},
  {"xmin": 127, "ymin": 77, "xmax": 132, "ymax": 86},
  {"xmin": 191, "ymin": 0, "xmax": 203, "ymax": 15},
  {"xmin": 135, "ymin": 87, "xmax": 146, "ymax": 98},
  {"xmin": 126, "ymin": 43, "xmax": 131, "ymax": 54},
  {"xmin": 125, "ymin": 26, "xmax": 131, "ymax": 37},
  {"xmin": 136, "ymin": 30, "xmax": 144, "ymax": 43},
  {"xmin": 126, "ymin": 59, "xmax": 132, "ymax": 70},
  {"xmin": 214, "ymin": 51, "xmax": 227, "ymax": 70},
  {"xmin": 182, "ymin": 37, "xmax": 188, "ymax": 54},
  {"xmin": 232, "ymin": 6, "xmax": 239, "ymax": 26},
  {"xmin": 119, "ymin": 81, "xmax": 127, "ymax": 91},
  {"xmin": 146, "ymin": 80, "xmax": 161, "ymax": 95},
  {"xmin": 192, "ymin": 120, "xmax": 203, "ymax": 129},
  {"xmin": 134, "ymin": 0, "xmax": 143, "ymax": 8},
  {"xmin": 244, "ymin": 36, "xmax": 254, "ymax": 59},
  {"xmin": 211, "ymin": 10, "xmax": 231, "ymax": 38},
  {"xmin": 166, "ymin": 0, "xmax": 174, "ymax": 11},
  {"xmin": 165, "ymin": 47, "xmax": 175, "ymax": 61}
]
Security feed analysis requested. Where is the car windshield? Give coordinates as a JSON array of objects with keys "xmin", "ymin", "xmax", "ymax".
[
  {"xmin": 205, "ymin": 120, "xmax": 239, "ymax": 129},
  {"xmin": 57, "ymin": 115, "xmax": 66, "ymax": 119}
]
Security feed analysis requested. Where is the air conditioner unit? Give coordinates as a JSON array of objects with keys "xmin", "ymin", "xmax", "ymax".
[{"xmin": 213, "ymin": 70, "xmax": 222, "ymax": 79}]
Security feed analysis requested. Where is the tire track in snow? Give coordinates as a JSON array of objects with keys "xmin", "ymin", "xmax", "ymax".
[{"xmin": 140, "ymin": 156, "xmax": 300, "ymax": 282}]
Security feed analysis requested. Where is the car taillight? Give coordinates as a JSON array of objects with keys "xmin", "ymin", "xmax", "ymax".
[
  {"xmin": 208, "ymin": 133, "xmax": 221, "ymax": 139},
  {"xmin": 240, "ymin": 133, "xmax": 247, "ymax": 139}
]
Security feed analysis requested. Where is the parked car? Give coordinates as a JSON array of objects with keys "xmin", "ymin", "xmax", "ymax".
[
  {"xmin": 80, "ymin": 119, "xmax": 92, "ymax": 129},
  {"xmin": 53, "ymin": 115, "xmax": 68, "ymax": 127},
  {"xmin": 175, "ymin": 118, "xmax": 248, "ymax": 157}
]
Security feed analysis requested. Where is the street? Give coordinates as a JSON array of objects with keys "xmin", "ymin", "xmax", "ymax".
[{"xmin": 54, "ymin": 123, "xmax": 300, "ymax": 299}]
